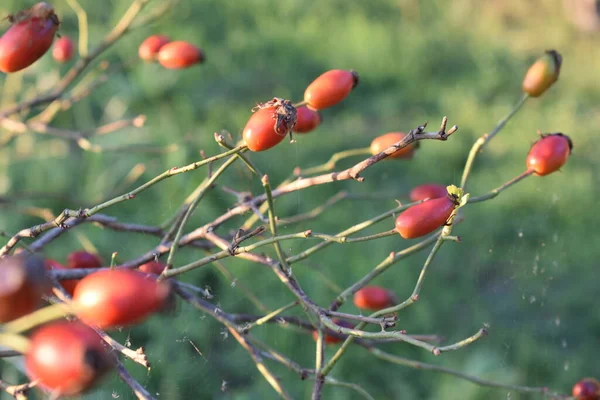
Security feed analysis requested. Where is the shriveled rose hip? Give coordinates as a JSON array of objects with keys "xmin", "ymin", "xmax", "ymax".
[
  {"xmin": 25, "ymin": 321, "xmax": 113, "ymax": 396},
  {"xmin": 72, "ymin": 269, "xmax": 173, "ymax": 329},
  {"xmin": 370, "ymin": 132, "xmax": 417, "ymax": 159},
  {"xmin": 293, "ymin": 106, "xmax": 321, "ymax": 134},
  {"xmin": 526, "ymin": 133, "xmax": 572, "ymax": 176},
  {"xmin": 410, "ymin": 184, "xmax": 448, "ymax": 202},
  {"xmin": 304, "ymin": 69, "xmax": 359, "ymax": 110},
  {"xmin": 354, "ymin": 286, "xmax": 396, "ymax": 311},
  {"xmin": 395, "ymin": 193, "xmax": 458, "ymax": 239},
  {"xmin": 157, "ymin": 41, "xmax": 204, "ymax": 69},
  {"xmin": 52, "ymin": 35, "xmax": 74, "ymax": 63},
  {"xmin": 0, "ymin": 2, "xmax": 60, "ymax": 73},
  {"xmin": 138, "ymin": 34, "xmax": 170, "ymax": 62}
]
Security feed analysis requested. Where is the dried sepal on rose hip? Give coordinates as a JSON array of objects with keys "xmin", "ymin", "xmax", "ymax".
[
  {"xmin": 522, "ymin": 50, "xmax": 562, "ymax": 97},
  {"xmin": 353, "ymin": 286, "xmax": 397, "ymax": 311},
  {"xmin": 395, "ymin": 185, "xmax": 467, "ymax": 239},
  {"xmin": 139, "ymin": 34, "xmax": 170, "ymax": 62},
  {"xmin": 25, "ymin": 321, "xmax": 114, "ymax": 396},
  {"xmin": 0, "ymin": 254, "xmax": 50, "ymax": 322},
  {"xmin": 526, "ymin": 132, "xmax": 573, "ymax": 176},
  {"xmin": 52, "ymin": 35, "xmax": 74, "ymax": 63},
  {"xmin": 71, "ymin": 269, "xmax": 173, "ymax": 329},
  {"xmin": 370, "ymin": 132, "xmax": 418, "ymax": 159},
  {"xmin": 0, "ymin": 2, "xmax": 60, "ymax": 73},
  {"xmin": 157, "ymin": 41, "xmax": 204, "ymax": 69},
  {"xmin": 243, "ymin": 98, "xmax": 297, "ymax": 151},
  {"xmin": 303, "ymin": 69, "xmax": 359, "ymax": 110},
  {"xmin": 410, "ymin": 183, "xmax": 448, "ymax": 202},
  {"xmin": 293, "ymin": 106, "xmax": 322, "ymax": 134},
  {"xmin": 572, "ymin": 377, "xmax": 600, "ymax": 400}
]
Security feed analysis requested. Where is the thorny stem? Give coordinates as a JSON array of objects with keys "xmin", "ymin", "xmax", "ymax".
[{"xmin": 460, "ymin": 93, "xmax": 529, "ymax": 190}]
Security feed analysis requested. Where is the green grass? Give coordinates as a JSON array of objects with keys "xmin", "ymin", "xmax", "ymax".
[{"xmin": 1, "ymin": 0, "xmax": 599, "ymax": 399}]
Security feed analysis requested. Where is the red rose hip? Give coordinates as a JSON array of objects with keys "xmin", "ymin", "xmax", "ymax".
[
  {"xmin": 0, "ymin": 2, "xmax": 60, "ymax": 73},
  {"xmin": 72, "ymin": 269, "xmax": 172, "ymax": 329},
  {"xmin": 370, "ymin": 132, "xmax": 417, "ymax": 159},
  {"xmin": 67, "ymin": 251, "xmax": 103, "ymax": 270},
  {"xmin": 304, "ymin": 69, "xmax": 358, "ymax": 110},
  {"xmin": 572, "ymin": 378, "xmax": 600, "ymax": 400},
  {"xmin": 52, "ymin": 35, "xmax": 73, "ymax": 63},
  {"xmin": 293, "ymin": 106, "xmax": 321, "ymax": 133},
  {"xmin": 410, "ymin": 184, "xmax": 448, "ymax": 202},
  {"xmin": 25, "ymin": 321, "xmax": 113, "ymax": 396},
  {"xmin": 157, "ymin": 41, "xmax": 204, "ymax": 69},
  {"xmin": 526, "ymin": 133, "xmax": 572, "ymax": 176},
  {"xmin": 354, "ymin": 286, "xmax": 396, "ymax": 311},
  {"xmin": 138, "ymin": 260, "xmax": 166, "ymax": 275},
  {"xmin": 312, "ymin": 319, "xmax": 354, "ymax": 345},
  {"xmin": 138, "ymin": 34, "xmax": 170, "ymax": 62},
  {"xmin": 243, "ymin": 99, "xmax": 297, "ymax": 152},
  {"xmin": 0, "ymin": 254, "xmax": 49, "ymax": 322},
  {"xmin": 395, "ymin": 194, "xmax": 458, "ymax": 239}
]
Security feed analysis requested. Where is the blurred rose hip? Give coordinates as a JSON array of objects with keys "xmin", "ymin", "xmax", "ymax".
[
  {"xmin": 293, "ymin": 106, "xmax": 321, "ymax": 134},
  {"xmin": 0, "ymin": 2, "xmax": 60, "ymax": 73},
  {"xmin": 526, "ymin": 133, "xmax": 572, "ymax": 176},
  {"xmin": 410, "ymin": 184, "xmax": 448, "ymax": 202},
  {"xmin": 0, "ymin": 254, "xmax": 49, "ymax": 322},
  {"xmin": 157, "ymin": 41, "xmax": 204, "ymax": 69},
  {"xmin": 25, "ymin": 321, "xmax": 113, "ymax": 396},
  {"xmin": 52, "ymin": 35, "xmax": 73, "ymax": 63},
  {"xmin": 138, "ymin": 260, "xmax": 166, "ymax": 275},
  {"xmin": 354, "ymin": 286, "xmax": 396, "ymax": 311},
  {"xmin": 67, "ymin": 251, "xmax": 103, "ymax": 270},
  {"xmin": 370, "ymin": 132, "xmax": 417, "ymax": 159},
  {"xmin": 72, "ymin": 269, "xmax": 173, "ymax": 329},
  {"xmin": 522, "ymin": 50, "xmax": 562, "ymax": 97},
  {"xmin": 312, "ymin": 318, "xmax": 354, "ymax": 345},
  {"xmin": 304, "ymin": 69, "xmax": 359, "ymax": 110},
  {"xmin": 572, "ymin": 377, "xmax": 600, "ymax": 400},
  {"xmin": 44, "ymin": 258, "xmax": 78, "ymax": 296},
  {"xmin": 139, "ymin": 34, "xmax": 170, "ymax": 62}
]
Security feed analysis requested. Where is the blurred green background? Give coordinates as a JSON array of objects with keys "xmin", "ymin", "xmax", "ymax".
[{"xmin": 1, "ymin": 0, "xmax": 599, "ymax": 399}]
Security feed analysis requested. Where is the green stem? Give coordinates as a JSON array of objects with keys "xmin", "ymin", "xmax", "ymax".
[
  {"xmin": 369, "ymin": 347, "xmax": 563, "ymax": 397},
  {"xmin": 468, "ymin": 170, "xmax": 534, "ymax": 204},
  {"xmin": 3, "ymin": 303, "xmax": 72, "ymax": 334},
  {"xmin": 0, "ymin": 333, "xmax": 30, "ymax": 354},
  {"xmin": 296, "ymin": 147, "xmax": 372, "ymax": 176},
  {"xmin": 460, "ymin": 93, "xmax": 529, "ymax": 190},
  {"xmin": 164, "ymin": 154, "xmax": 241, "ymax": 271},
  {"xmin": 262, "ymin": 175, "xmax": 291, "ymax": 273},
  {"xmin": 241, "ymin": 301, "xmax": 299, "ymax": 332},
  {"xmin": 66, "ymin": 0, "xmax": 89, "ymax": 57}
]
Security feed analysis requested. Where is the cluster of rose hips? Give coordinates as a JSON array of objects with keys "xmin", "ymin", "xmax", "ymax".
[
  {"xmin": 0, "ymin": 252, "xmax": 171, "ymax": 396},
  {"xmin": 139, "ymin": 34, "xmax": 204, "ymax": 69},
  {"xmin": 0, "ymin": 2, "xmax": 594, "ymax": 398}
]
